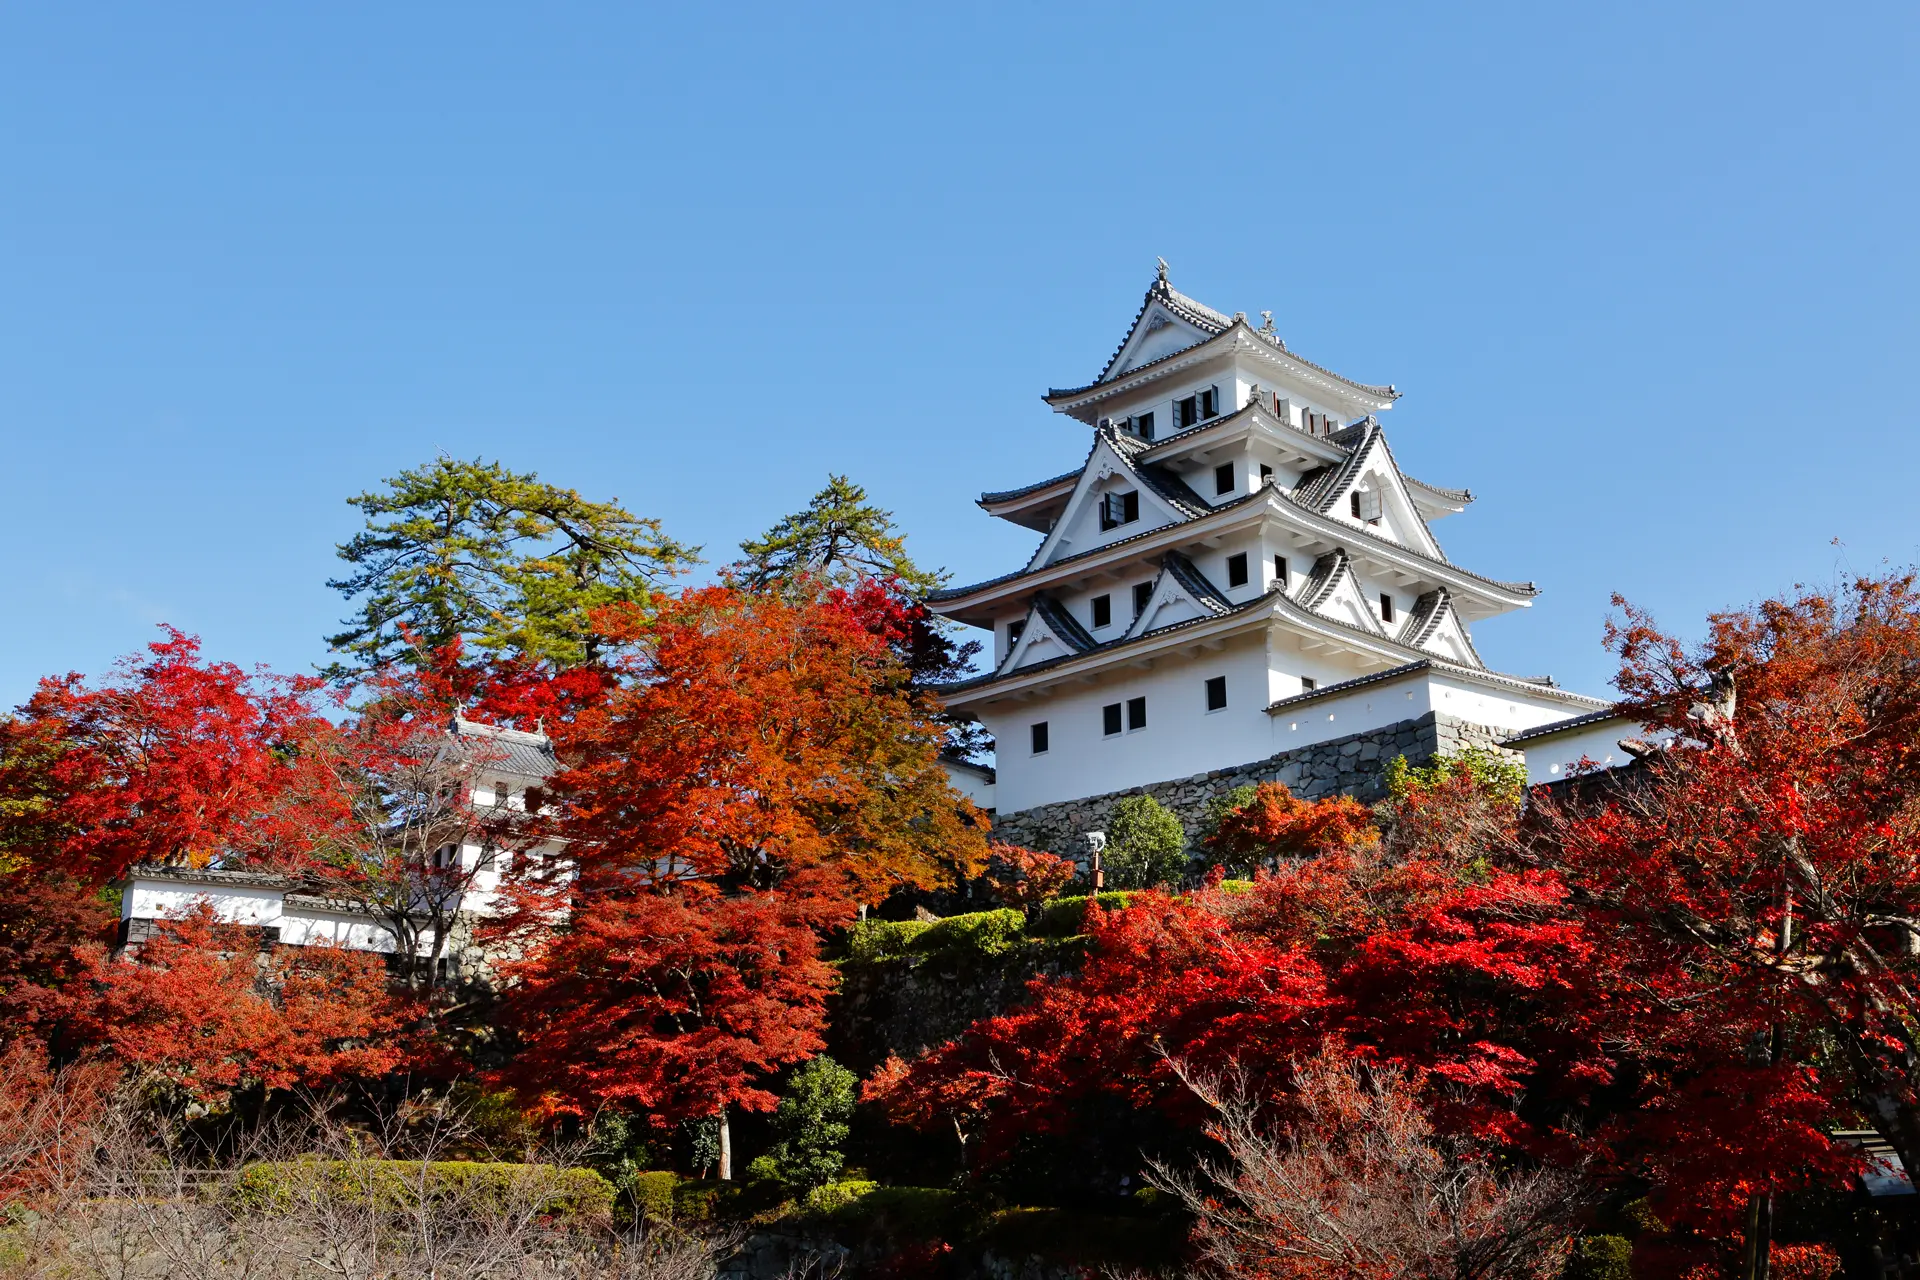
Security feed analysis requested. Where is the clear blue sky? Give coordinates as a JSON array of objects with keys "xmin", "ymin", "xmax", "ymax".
[{"xmin": 3, "ymin": 3, "xmax": 1915, "ymax": 715}]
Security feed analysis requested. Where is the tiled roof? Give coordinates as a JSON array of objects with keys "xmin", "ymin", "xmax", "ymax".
[
  {"xmin": 940, "ymin": 588, "xmax": 1278, "ymax": 695},
  {"xmin": 1162, "ymin": 551, "xmax": 1233, "ymax": 615},
  {"xmin": 1264, "ymin": 661, "xmax": 1437, "ymax": 713},
  {"xmin": 1499, "ymin": 708, "xmax": 1629, "ymax": 747},
  {"xmin": 930, "ymin": 477, "xmax": 1537, "ymax": 607},
  {"xmin": 941, "ymin": 578, "xmax": 1602, "ymax": 709},
  {"xmin": 1405, "ymin": 475, "xmax": 1473, "ymax": 506},
  {"xmin": 1291, "ymin": 420, "xmax": 1377, "ymax": 514},
  {"xmin": 1052, "ymin": 268, "xmax": 1399, "ymax": 403},
  {"xmin": 1031, "ymin": 594, "xmax": 1096, "ymax": 652},
  {"xmin": 1297, "ymin": 550, "xmax": 1348, "ymax": 613},
  {"xmin": 1401, "ymin": 587, "xmax": 1486, "ymax": 668},
  {"xmin": 453, "ymin": 716, "xmax": 558, "ymax": 779},
  {"xmin": 1263, "ymin": 658, "xmax": 1596, "ymax": 717},
  {"xmin": 124, "ymin": 863, "xmax": 297, "ymax": 889},
  {"xmin": 979, "ymin": 469, "xmax": 1080, "ymax": 507}
]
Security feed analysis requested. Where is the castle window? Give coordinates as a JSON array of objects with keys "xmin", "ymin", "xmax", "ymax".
[
  {"xmin": 1133, "ymin": 581, "xmax": 1154, "ymax": 618},
  {"xmin": 1226, "ymin": 553, "xmax": 1249, "ymax": 588},
  {"xmin": 1103, "ymin": 703, "xmax": 1123, "ymax": 737},
  {"xmin": 1301, "ymin": 676, "xmax": 1317, "ymax": 691},
  {"xmin": 1260, "ymin": 464, "xmax": 1274, "ymax": 483},
  {"xmin": 1205, "ymin": 676, "xmax": 1227, "ymax": 712},
  {"xmin": 1092, "ymin": 594, "xmax": 1112, "ymax": 628},
  {"xmin": 1127, "ymin": 696, "xmax": 1148, "ymax": 730},
  {"xmin": 1008, "ymin": 619, "xmax": 1025, "ymax": 647},
  {"xmin": 1350, "ymin": 491, "xmax": 1363, "ymax": 519},
  {"xmin": 1129, "ymin": 411, "xmax": 1155, "ymax": 441},
  {"xmin": 1380, "ymin": 593, "xmax": 1395, "ymax": 624},
  {"xmin": 1274, "ymin": 555, "xmax": 1288, "ymax": 587},
  {"xmin": 1214, "ymin": 463, "xmax": 1235, "ymax": 496},
  {"xmin": 1175, "ymin": 387, "xmax": 1220, "ymax": 430},
  {"xmin": 1100, "ymin": 490, "xmax": 1140, "ymax": 531},
  {"xmin": 1031, "ymin": 722, "xmax": 1049, "ymax": 755}
]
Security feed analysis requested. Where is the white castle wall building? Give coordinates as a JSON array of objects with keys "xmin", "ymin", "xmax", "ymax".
[{"xmin": 931, "ymin": 263, "xmax": 1620, "ymax": 826}]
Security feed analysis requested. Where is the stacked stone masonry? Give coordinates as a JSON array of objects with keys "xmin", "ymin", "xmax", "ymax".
[{"xmin": 988, "ymin": 711, "xmax": 1514, "ymax": 857}]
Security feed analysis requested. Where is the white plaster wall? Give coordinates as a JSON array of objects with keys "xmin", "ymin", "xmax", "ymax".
[
  {"xmin": 1427, "ymin": 675, "xmax": 1581, "ymax": 736},
  {"xmin": 123, "ymin": 881, "xmax": 284, "ymax": 928},
  {"xmin": 1515, "ymin": 720, "xmax": 1637, "ymax": 786},
  {"xmin": 940, "ymin": 760, "xmax": 997, "ymax": 811},
  {"xmin": 1269, "ymin": 675, "xmax": 1437, "ymax": 749},
  {"xmin": 279, "ymin": 910, "xmax": 406, "ymax": 954}
]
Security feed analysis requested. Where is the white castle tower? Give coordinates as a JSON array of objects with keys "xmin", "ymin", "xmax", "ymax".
[{"xmin": 930, "ymin": 263, "xmax": 1606, "ymax": 829}]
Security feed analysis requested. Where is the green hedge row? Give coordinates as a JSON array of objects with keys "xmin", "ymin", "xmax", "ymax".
[
  {"xmin": 847, "ymin": 897, "xmax": 1143, "ymax": 961},
  {"xmin": 236, "ymin": 1160, "xmax": 615, "ymax": 1219}
]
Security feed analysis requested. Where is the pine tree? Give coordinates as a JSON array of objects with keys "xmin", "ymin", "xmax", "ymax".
[
  {"xmin": 327, "ymin": 455, "xmax": 698, "ymax": 674},
  {"xmin": 1103, "ymin": 794, "xmax": 1187, "ymax": 888},
  {"xmin": 735, "ymin": 475, "xmax": 940, "ymax": 597}
]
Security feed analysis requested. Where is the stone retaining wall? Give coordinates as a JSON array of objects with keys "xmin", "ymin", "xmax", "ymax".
[{"xmin": 989, "ymin": 711, "xmax": 1513, "ymax": 857}]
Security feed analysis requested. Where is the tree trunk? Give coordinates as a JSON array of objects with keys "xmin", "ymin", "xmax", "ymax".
[
  {"xmin": 1739, "ymin": 1195, "xmax": 1773, "ymax": 1280},
  {"xmin": 717, "ymin": 1106, "xmax": 732, "ymax": 1182}
]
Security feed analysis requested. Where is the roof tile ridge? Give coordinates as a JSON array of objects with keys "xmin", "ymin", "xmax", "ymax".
[
  {"xmin": 1031, "ymin": 593, "xmax": 1096, "ymax": 652},
  {"xmin": 979, "ymin": 468, "xmax": 1082, "ymax": 506},
  {"xmin": 1161, "ymin": 551, "xmax": 1233, "ymax": 614}
]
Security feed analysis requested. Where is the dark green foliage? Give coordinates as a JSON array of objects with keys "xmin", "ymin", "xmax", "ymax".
[
  {"xmin": 584, "ymin": 1110, "xmax": 654, "ymax": 1199},
  {"xmin": 846, "ymin": 918, "xmax": 934, "ymax": 962},
  {"xmin": 913, "ymin": 908, "xmax": 1025, "ymax": 958},
  {"xmin": 327, "ymin": 455, "xmax": 697, "ymax": 673},
  {"xmin": 765, "ymin": 1055, "xmax": 860, "ymax": 1190},
  {"xmin": 1102, "ymin": 794, "xmax": 1187, "ymax": 888},
  {"xmin": 735, "ymin": 475, "xmax": 941, "ymax": 597},
  {"xmin": 235, "ymin": 1160, "xmax": 615, "ymax": 1220},
  {"xmin": 626, "ymin": 1170, "xmax": 679, "ymax": 1223},
  {"xmin": 1561, "ymin": 1234, "xmax": 1634, "ymax": 1280},
  {"xmin": 1030, "ymin": 892, "xmax": 1136, "ymax": 937},
  {"xmin": 1383, "ymin": 745, "xmax": 1527, "ymax": 808},
  {"xmin": 680, "ymin": 1114, "xmax": 722, "ymax": 1178}
]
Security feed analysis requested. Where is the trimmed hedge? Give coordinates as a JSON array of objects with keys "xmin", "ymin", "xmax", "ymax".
[
  {"xmin": 846, "ymin": 918, "xmax": 934, "ymax": 962},
  {"xmin": 236, "ymin": 1159, "xmax": 614, "ymax": 1220},
  {"xmin": 1030, "ymin": 892, "xmax": 1137, "ymax": 937},
  {"xmin": 913, "ymin": 908, "xmax": 1025, "ymax": 958}
]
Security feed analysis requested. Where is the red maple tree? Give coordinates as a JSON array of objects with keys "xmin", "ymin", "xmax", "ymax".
[{"xmin": 69, "ymin": 907, "xmax": 414, "ymax": 1104}]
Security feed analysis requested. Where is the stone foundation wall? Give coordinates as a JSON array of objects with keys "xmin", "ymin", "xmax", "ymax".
[{"xmin": 990, "ymin": 711, "xmax": 1514, "ymax": 856}]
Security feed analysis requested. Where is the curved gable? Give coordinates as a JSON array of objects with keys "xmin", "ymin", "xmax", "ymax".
[
  {"xmin": 1298, "ymin": 549, "xmax": 1387, "ymax": 637},
  {"xmin": 1023, "ymin": 431, "xmax": 1196, "ymax": 573},
  {"xmin": 1124, "ymin": 552, "xmax": 1232, "ymax": 640},
  {"xmin": 1000, "ymin": 594, "xmax": 1095, "ymax": 674}
]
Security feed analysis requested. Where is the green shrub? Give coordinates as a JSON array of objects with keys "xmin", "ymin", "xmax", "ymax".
[
  {"xmin": 626, "ymin": 1170, "xmax": 678, "ymax": 1223},
  {"xmin": 823, "ymin": 1185, "xmax": 957, "ymax": 1238},
  {"xmin": 765, "ymin": 1055, "xmax": 859, "ymax": 1190},
  {"xmin": 1105, "ymin": 794, "xmax": 1188, "ymax": 888},
  {"xmin": 1215, "ymin": 878, "xmax": 1255, "ymax": 896},
  {"xmin": 1561, "ymin": 1234, "xmax": 1634, "ymax": 1280},
  {"xmin": 846, "ymin": 918, "xmax": 934, "ymax": 962},
  {"xmin": 911, "ymin": 908, "xmax": 1026, "ymax": 959},
  {"xmin": 802, "ymin": 1178, "xmax": 877, "ymax": 1216},
  {"xmin": 235, "ymin": 1160, "xmax": 614, "ymax": 1220},
  {"xmin": 1384, "ymin": 746, "xmax": 1526, "ymax": 808},
  {"xmin": 1031, "ymin": 892, "xmax": 1136, "ymax": 936}
]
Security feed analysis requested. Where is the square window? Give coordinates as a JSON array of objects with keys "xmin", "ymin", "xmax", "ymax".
[
  {"xmin": 1133, "ymin": 411, "xmax": 1155, "ymax": 440},
  {"xmin": 1031, "ymin": 721, "xmax": 1049, "ymax": 755},
  {"xmin": 1274, "ymin": 555, "xmax": 1288, "ymax": 587},
  {"xmin": 1200, "ymin": 387, "xmax": 1218, "ymax": 418},
  {"xmin": 1127, "ymin": 696, "xmax": 1147, "ymax": 730},
  {"xmin": 1260, "ymin": 463, "xmax": 1273, "ymax": 483},
  {"xmin": 1205, "ymin": 676, "xmax": 1227, "ymax": 712},
  {"xmin": 1092, "ymin": 594, "xmax": 1112, "ymax": 628},
  {"xmin": 1226, "ymin": 552, "xmax": 1249, "ymax": 588},
  {"xmin": 1214, "ymin": 462, "xmax": 1234, "ymax": 496},
  {"xmin": 1380, "ymin": 593, "xmax": 1395, "ymax": 623},
  {"xmin": 1301, "ymin": 676, "xmax": 1317, "ymax": 692},
  {"xmin": 1103, "ymin": 703, "xmax": 1123, "ymax": 736},
  {"xmin": 1133, "ymin": 581, "xmax": 1154, "ymax": 618}
]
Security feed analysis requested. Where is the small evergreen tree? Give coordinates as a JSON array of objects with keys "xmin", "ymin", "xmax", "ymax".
[
  {"xmin": 766, "ymin": 1055, "xmax": 859, "ymax": 1190},
  {"xmin": 1103, "ymin": 794, "xmax": 1187, "ymax": 889}
]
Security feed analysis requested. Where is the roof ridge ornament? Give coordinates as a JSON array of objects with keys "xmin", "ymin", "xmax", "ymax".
[{"xmin": 1155, "ymin": 256, "xmax": 1169, "ymax": 285}]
